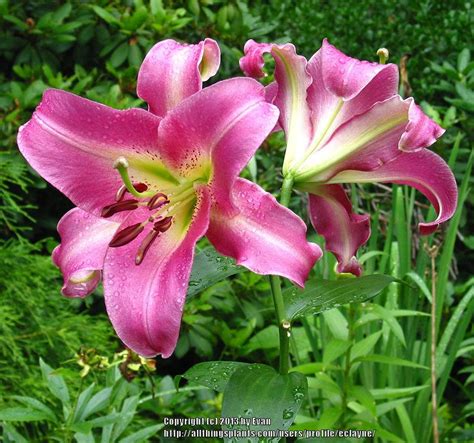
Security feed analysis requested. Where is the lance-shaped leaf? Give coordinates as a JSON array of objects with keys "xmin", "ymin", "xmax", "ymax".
[{"xmin": 284, "ymin": 275, "xmax": 396, "ymax": 321}]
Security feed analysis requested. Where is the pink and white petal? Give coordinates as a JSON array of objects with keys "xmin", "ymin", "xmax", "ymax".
[
  {"xmin": 265, "ymin": 82, "xmax": 282, "ymax": 133},
  {"xmin": 329, "ymin": 150, "xmax": 458, "ymax": 234},
  {"xmin": 53, "ymin": 208, "xmax": 119, "ymax": 298},
  {"xmin": 240, "ymin": 40, "xmax": 313, "ymax": 172},
  {"xmin": 399, "ymin": 99, "xmax": 445, "ymax": 151},
  {"xmin": 157, "ymin": 78, "xmax": 278, "ymax": 204},
  {"xmin": 207, "ymin": 178, "xmax": 321, "ymax": 287},
  {"xmin": 297, "ymin": 96, "xmax": 410, "ymax": 182},
  {"xmin": 320, "ymin": 39, "xmax": 399, "ymax": 101},
  {"xmin": 307, "ymin": 49, "xmax": 399, "ymax": 148},
  {"xmin": 104, "ymin": 187, "xmax": 211, "ymax": 358},
  {"xmin": 17, "ymin": 89, "xmax": 173, "ymax": 218},
  {"xmin": 308, "ymin": 185, "xmax": 370, "ymax": 276},
  {"xmin": 137, "ymin": 38, "xmax": 220, "ymax": 117}
]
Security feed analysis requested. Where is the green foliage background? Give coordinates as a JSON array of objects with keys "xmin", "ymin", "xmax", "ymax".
[{"xmin": 0, "ymin": 0, "xmax": 473, "ymax": 442}]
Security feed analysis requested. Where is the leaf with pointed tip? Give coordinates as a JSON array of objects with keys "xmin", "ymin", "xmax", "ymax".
[
  {"xmin": 187, "ymin": 246, "xmax": 243, "ymax": 298},
  {"xmin": 0, "ymin": 407, "xmax": 52, "ymax": 422},
  {"xmin": 221, "ymin": 364, "xmax": 307, "ymax": 442},
  {"xmin": 182, "ymin": 361, "xmax": 249, "ymax": 392},
  {"xmin": 284, "ymin": 275, "xmax": 396, "ymax": 320},
  {"xmin": 39, "ymin": 358, "xmax": 70, "ymax": 406}
]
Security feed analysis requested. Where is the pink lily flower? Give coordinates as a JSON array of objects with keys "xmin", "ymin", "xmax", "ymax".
[
  {"xmin": 240, "ymin": 39, "xmax": 458, "ymax": 275},
  {"xmin": 18, "ymin": 39, "xmax": 321, "ymax": 357}
]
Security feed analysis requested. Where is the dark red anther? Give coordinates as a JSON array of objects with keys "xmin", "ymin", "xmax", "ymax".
[
  {"xmin": 115, "ymin": 183, "xmax": 148, "ymax": 202},
  {"xmin": 153, "ymin": 216, "xmax": 173, "ymax": 233},
  {"xmin": 133, "ymin": 182, "xmax": 148, "ymax": 193},
  {"xmin": 101, "ymin": 199, "xmax": 139, "ymax": 218},
  {"xmin": 135, "ymin": 229, "xmax": 160, "ymax": 265},
  {"xmin": 109, "ymin": 223, "xmax": 144, "ymax": 248},
  {"xmin": 147, "ymin": 193, "xmax": 169, "ymax": 210}
]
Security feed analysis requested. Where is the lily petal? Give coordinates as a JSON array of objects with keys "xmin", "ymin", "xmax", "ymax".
[
  {"xmin": 206, "ymin": 178, "xmax": 321, "ymax": 287},
  {"xmin": 307, "ymin": 185, "xmax": 370, "ymax": 276},
  {"xmin": 329, "ymin": 150, "xmax": 458, "ymax": 234},
  {"xmin": 137, "ymin": 38, "xmax": 220, "ymax": 117},
  {"xmin": 240, "ymin": 40, "xmax": 313, "ymax": 173},
  {"xmin": 53, "ymin": 208, "xmax": 119, "ymax": 297},
  {"xmin": 265, "ymin": 82, "xmax": 282, "ymax": 133},
  {"xmin": 296, "ymin": 96, "xmax": 410, "ymax": 182},
  {"xmin": 157, "ymin": 78, "xmax": 279, "ymax": 204},
  {"xmin": 17, "ymin": 89, "xmax": 172, "ymax": 218},
  {"xmin": 320, "ymin": 38, "xmax": 398, "ymax": 101},
  {"xmin": 306, "ymin": 43, "xmax": 399, "ymax": 151},
  {"xmin": 104, "ymin": 187, "xmax": 211, "ymax": 357},
  {"xmin": 399, "ymin": 99, "xmax": 445, "ymax": 151}
]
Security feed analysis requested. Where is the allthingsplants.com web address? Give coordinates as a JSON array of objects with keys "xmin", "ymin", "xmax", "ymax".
[{"xmin": 163, "ymin": 429, "xmax": 375, "ymax": 439}]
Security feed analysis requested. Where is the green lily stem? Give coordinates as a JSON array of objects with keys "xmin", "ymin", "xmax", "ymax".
[{"xmin": 270, "ymin": 175, "xmax": 294, "ymax": 375}]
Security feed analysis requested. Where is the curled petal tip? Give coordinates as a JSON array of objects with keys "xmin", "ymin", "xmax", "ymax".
[
  {"xmin": 308, "ymin": 185, "xmax": 370, "ymax": 277},
  {"xmin": 336, "ymin": 257, "xmax": 363, "ymax": 277},
  {"xmin": 53, "ymin": 208, "xmax": 119, "ymax": 298},
  {"xmin": 137, "ymin": 38, "xmax": 221, "ymax": 117},
  {"xmin": 399, "ymin": 99, "xmax": 446, "ymax": 151}
]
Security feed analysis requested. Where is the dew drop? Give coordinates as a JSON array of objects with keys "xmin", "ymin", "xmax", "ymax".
[{"xmin": 282, "ymin": 408, "xmax": 294, "ymax": 420}]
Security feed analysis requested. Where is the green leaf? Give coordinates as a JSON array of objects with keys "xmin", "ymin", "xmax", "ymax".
[
  {"xmin": 322, "ymin": 339, "xmax": 351, "ymax": 364},
  {"xmin": 244, "ymin": 325, "xmax": 279, "ymax": 354},
  {"xmin": 183, "ymin": 361, "xmax": 248, "ymax": 392},
  {"xmin": 88, "ymin": 412, "xmax": 123, "ymax": 427},
  {"xmin": 368, "ymin": 305, "xmax": 406, "ymax": 347},
  {"xmin": 376, "ymin": 398, "xmax": 413, "ymax": 416},
  {"xmin": 396, "ymin": 404, "xmax": 416, "ymax": 443},
  {"xmin": 187, "ymin": 246, "xmax": 242, "ymax": 298},
  {"xmin": 110, "ymin": 42, "xmax": 129, "ymax": 68},
  {"xmin": 349, "ymin": 385, "xmax": 376, "ymax": 416},
  {"xmin": 72, "ymin": 383, "xmax": 95, "ymax": 423},
  {"xmin": 290, "ymin": 362, "xmax": 341, "ymax": 374},
  {"xmin": 80, "ymin": 387, "xmax": 112, "ymax": 421},
  {"xmin": 284, "ymin": 275, "xmax": 396, "ymax": 320},
  {"xmin": 371, "ymin": 385, "xmax": 428, "ymax": 400},
  {"xmin": 128, "ymin": 44, "xmax": 142, "ymax": 67},
  {"xmin": 111, "ymin": 395, "xmax": 140, "ymax": 441},
  {"xmin": 458, "ymin": 48, "xmax": 471, "ymax": 72},
  {"xmin": 1, "ymin": 422, "xmax": 29, "ymax": 443},
  {"xmin": 119, "ymin": 424, "xmax": 164, "ymax": 443},
  {"xmin": 91, "ymin": 5, "xmax": 120, "ymax": 26},
  {"xmin": 354, "ymin": 354, "xmax": 428, "ymax": 369},
  {"xmin": 222, "ymin": 364, "xmax": 307, "ymax": 441},
  {"xmin": 350, "ymin": 331, "xmax": 382, "ymax": 361},
  {"xmin": 322, "ymin": 309, "xmax": 348, "ymax": 340},
  {"xmin": 10, "ymin": 396, "xmax": 56, "ymax": 422},
  {"xmin": 52, "ymin": 3, "xmax": 72, "ymax": 23},
  {"xmin": 0, "ymin": 407, "xmax": 51, "ymax": 422},
  {"xmin": 39, "ymin": 359, "xmax": 70, "ymax": 406},
  {"xmin": 405, "ymin": 271, "xmax": 432, "ymax": 302},
  {"xmin": 74, "ymin": 431, "xmax": 94, "ymax": 443}
]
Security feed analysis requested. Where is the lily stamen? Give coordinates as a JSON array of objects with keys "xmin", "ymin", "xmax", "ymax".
[
  {"xmin": 109, "ymin": 222, "xmax": 145, "ymax": 247},
  {"xmin": 147, "ymin": 193, "xmax": 169, "ymax": 210},
  {"xmin": 101, "ymin": 199, "xmax": 139, "ymax": 218}
]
